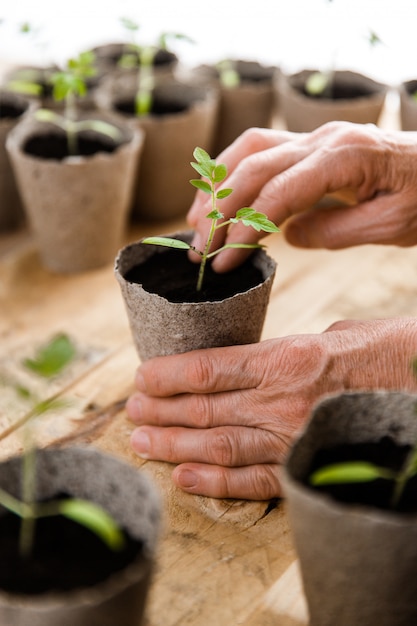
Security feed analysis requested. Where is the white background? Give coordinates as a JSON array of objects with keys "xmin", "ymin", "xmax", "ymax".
[{"xmin": 1, "ymin": 0, "xmax": 417, "ymax": 86}]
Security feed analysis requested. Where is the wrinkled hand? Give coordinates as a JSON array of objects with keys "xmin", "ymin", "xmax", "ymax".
[
  {"xmin": 126, "ymin": 318, "xmax": 417, "ymax": 500},
  {"xmin": 187, "ymin": 122, "xmax": 417, "ymax": 272}
]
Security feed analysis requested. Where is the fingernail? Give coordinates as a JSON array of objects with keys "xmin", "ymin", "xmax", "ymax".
[
  {"xmin": 131, "ymin": 429, "xmax": 150, "ymax": 458},
  {"xmin": 126, "ymin": 394, "xmax": 142, "ymax": 423},
  {"xmin": 177, "ymin": 469, "xmax": 198, "ymax": 489}
]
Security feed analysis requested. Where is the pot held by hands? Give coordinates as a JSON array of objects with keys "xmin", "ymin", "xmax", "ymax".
[{"xmin": 115, "ymin": 230, "xmax": 277, "ymax": 361}]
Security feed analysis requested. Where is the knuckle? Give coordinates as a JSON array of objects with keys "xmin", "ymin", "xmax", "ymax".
[
  {"xmin": 252, "ymin": 466, "xmax": 281, "ymax": 499},
  {"xmin": 189, "ymin": 393, "xmax": 215, "ymax": 428},
  {"xmin": 210, "ymin": 428, "xmax": 236, "ymax": 466},
  {"xmin": 186, "ymin": 353, "xmax": 216, "ymax": 390}
]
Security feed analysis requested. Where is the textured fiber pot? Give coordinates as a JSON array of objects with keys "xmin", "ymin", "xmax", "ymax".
[
  {"xmin": 90, "ymin": 42, "xmax": 178, "ymax": 82},
  {"xmin": 188, "ymin": 60, "xmax": 278, "ymax": 155},
  {"xmin": 399, "ymin": 79, "xmax": 417, "ymax": 130},
  {"xmin": 282, "ymin": 391, "xmax": 417, "ymax": 626},
  {"xmin": 0, "ymin": 445, "xmax": 161, "ymax": 626},
  {"xmin": 276, "ymin": 69, "xmax": 387, "ymax": 132},
  {"xmin": 0, "ymin": 90, "xmax": 36, "ymax": 231},
  {"xmin": 96, "ymin": 77, "xmax": 218, "ymax": 220},
  {"xmin": 114, "ymin": 230, "xmax": 277, "ymax": 361},
  {"xmin": 6, "ymin": 112, "xmax": 144, "ymax": 273}
]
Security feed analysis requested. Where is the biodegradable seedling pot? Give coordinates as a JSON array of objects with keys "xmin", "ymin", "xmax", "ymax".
[
  {"xmin": 90, "ymin": 42, "xmax": 178, "ymax": 83},
  {"xmin": 187, "ymin": 59, "xmax": 279, "ymax": 155},
  {"xmin": 282, "ymin": 391, "xmax": 417, "ymax": 626},
  {"xmin": 96, "ymin": 77, "xmax": 219, "ymax": 220},
  {"xmin": 6, "ymin": 112, "xmax": 144, "ymax": 273},
  {"xmin": 399, "ymin": 79, "xmax": 417, "ymax": 130},
  {"xmin": 115, "ymin": 230, "xmax": 277, "ymax": 361},
  {"xmin": 276, "ymin": 69, "xmax": 387, "ymax": 132},
  {"xmin": 0, "ymin": 90, "xmax": 36, "ymax": 231},
  {"xmin": 0, "ymin": 445, "xmax": 161, "ymax": 626}
]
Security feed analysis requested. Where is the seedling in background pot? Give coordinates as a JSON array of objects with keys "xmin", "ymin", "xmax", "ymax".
[
  {"xmin": 120, "ymin": 17, "xmax": 193, "ymax": 115},
  {"xmin": 142, "ymin": 147, "xmax": 280, "ymax": 292},
  {"xmin": 0, "ymin": 333, "xmax": 125, "ymax": 558},
  {"xmin": 310, "ymin": 359, "xmax": 417, "ymax": 510},
  {"xmin": 34, "ymin": 51, "xmax": 122, "ymax": 155}
]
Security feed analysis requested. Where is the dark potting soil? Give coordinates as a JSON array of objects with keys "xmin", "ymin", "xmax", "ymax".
[
  {"xmin": 307, "ymin": 436, "xmax": 417, "ymax": 513},
  {"xmin": 300, "ymin": 83, "xmax": 375, "ymax": 100},
  {"xmin": 23, "ymin": 132, "xmax": 119, "ymax": 160},
  {"xmin": 115, "ymin": 95, "xmax": 189, "ymax": 116},
  {"xmin": 124, "ymin": 247, "xmax": 264, "ymax": 303},
  {"xmin": 0, "ymin": 103, "xmax": 26, "ymax": 120},
  {"xmin": 0, "ymin": 506, "xmax": 143, "ymax": 594}
]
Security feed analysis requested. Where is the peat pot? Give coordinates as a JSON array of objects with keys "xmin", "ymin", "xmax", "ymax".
[
  {"xmin": 276, "ymin": 69, "xmax": 387, "ymax": 132},
  {"xmin": 0, "ymin": 445, "xmax": 161, "ymax": 626},
  {"xmin": 6, "ymin": 111, "xmax": 144, "ymax": 273},
  {"xmin": 114, "ymin": 230, "xmax": 277, "ymax": 361},
  {"xmin": 282, "ymin": 391, "xmax": 417, "ymax": 626}
]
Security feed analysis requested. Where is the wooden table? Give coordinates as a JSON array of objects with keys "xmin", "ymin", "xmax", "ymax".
[{"xmin": 1, "ymin": 95, "xmax": 416, "ymax": 626}]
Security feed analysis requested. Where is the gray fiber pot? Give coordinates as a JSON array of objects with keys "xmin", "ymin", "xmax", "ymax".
[
  {"xmin": 282, "ymin": 391, "xmax": 417, "ymax": 626},
  {"xmin": 277, "ymin": 69, "xmax": 387, "ymax": 132},
  {"xmin": 6, "ymin": 112, "xmax": 144, "ymax": 273},
  {"xmin": 0, "ymin": 90, "xmax": 35, "ymax": 231},
  {"xmin": 0, "ymin": 446, "xmax": 161, "ymax": 626},
  {"xmin": 115, "ymin": 230, "xmax": 277, "ymax": 361}
]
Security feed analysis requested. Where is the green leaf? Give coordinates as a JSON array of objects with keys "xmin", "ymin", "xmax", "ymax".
[
  {"xmin": 232, "ymin": 208, "xmax": 280, "ymax": 233},
  {"xmin": 23, "ymin": 334, "xmax": 76, "ymax": 379},
  {"xmin": 190, "ymin": 160, "xmax": 214, "ymax": 179},
  {"xmin": 309, "ymin": 462, "xmax": 396, "ymax": 486},
  {"xmin": 213, "ymin": 163, "xmax": 227, "ymax": 183},
  {"xmin": 58, "ymin": 499, "xmax": 126, "ymax": 551},
  {"xmin": 190, "ymin": 179, "xmax": 212, "ymax": 194},
  {"xmin": 305, "ymin": 71, "xmax": 329, "ymax": 95},
  {"xmin": 193, "ymin": 146, "xmax": 211, "ymax": 164},
  {"xmin": 207, "ymin": 209, "xmax": 223, "ymax": 220},
  {"xmin": 216, "ymin": 188, "xmax": 233, "ymax": 199},
  {"xmin": 7, "ymin": 80, "xmax": 42, "ymax": 96},
  {"xmin": 120, "ymin": 16, "xmax": 140, "ymax": 32},
  {"xmin": 141, "ymin": 237, "xmax": 191, "ymax": 250}
]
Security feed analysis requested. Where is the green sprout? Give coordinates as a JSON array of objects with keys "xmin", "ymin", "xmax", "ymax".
[
  {"xmin": 142, "ymin": 147, "xmax": 280, "ymax": 292},
  {"xmin": 34, "ymin": 51, "xmax": 122, "ymax": 155},
  {"xmin": 310, "ymin": 361, "xmax": 417, "ymax": 510},
  {"xmin": 0, "ymin": 333, "xmax": 125, "ymax": 558},
  {"xmin": 119, "ymin": 17, "xmax": 193, "ymax": 115},
  {"xmin": 216, "ymin": 59, "xmax": 240, "ymax": 89}
]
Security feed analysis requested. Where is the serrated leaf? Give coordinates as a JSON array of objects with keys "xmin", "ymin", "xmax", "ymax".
[
  {"xmin": 207, "ymin": 209, "xmax": 223, "ymax": 220},
  {"xmin": 58, "ymin": 499, "xmax": 126, "ymax": 551},
  {"xmin": 190, "ymin": 160, "xmax": 214, "ymax": 179},
  {"xmin": 142, "ymin": 237, "xmax": 191, "ymax": 250},
  {"xmin": 213, "ymin": 163, "xmax": 227, "ymax": 183},
  {"xmin": 23, "ymin": 334, "xmax": 76, "ymax": 379},
  {"xmin": 190, "ymin": 179, "xmax": 211, "ymax": 194},
  {"xmin": 309, "ymin": 462, "xmax": 395, "ymax": 486},
  {"xmin": 216, "ymin": 188, "xmax": 233, "ymax": 199},
  {"xmin": 233, "ymin": 208, "xmax": 280, "ymax": 233}
]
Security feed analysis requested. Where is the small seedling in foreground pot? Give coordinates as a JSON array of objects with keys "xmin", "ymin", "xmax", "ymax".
[
  {"xmin": 0, "ymin": 333, "xmax": 125, "ymax": 558},
  {"xmin": 142, "ymin": 146, "xmax": 280, "ymax": 292},
  {"xmin": 34, "ymin": 51, "xmax": 122, "ymax": 155},
  {"xmin": 309, "ymin": 360, "xmax": 417, "ymax": 510},
  {"xmin": 119, "ymin": 17, "xmax": 193, "ymax": 115}
]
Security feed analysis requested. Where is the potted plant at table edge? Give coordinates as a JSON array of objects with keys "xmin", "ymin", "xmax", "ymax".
[
  {"xmin": 276, "ymin": 26, "xmax": 388, "ymax": 132},
  {"xmin": 184, "ymin": 57, "xmax": 279, "ymax": 155},
  {"xmin": 95, "ymin": 20, "xmax": 219, "ymax": 221},
  {"xmin": 115, "ymin": 146, "xmax": 279, "ymax": 362},
  {"xmin": 0, "ymin": 332, "xmax": 161, "ymax": 626},
  {"xmin": 282, "ymin": 373, "xmax": 417, "ymax": 626},
  {"xmin": 0, "ymin": 89, "xmax": 36, "ymax": 231},
  {"xmin": 5, "ymin": 50, "xmax": 145, "ymax": 274},
  {"xmin": 398, "ymin": 78, "xmax": 417, "ymax": 130}
]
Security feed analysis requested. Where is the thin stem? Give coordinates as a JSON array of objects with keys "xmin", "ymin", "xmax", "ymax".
[{"xmin": 196, "ymin": 177, "xmax": 218, "ymax": 292}]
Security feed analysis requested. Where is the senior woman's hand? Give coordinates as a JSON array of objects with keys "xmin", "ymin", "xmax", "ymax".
[
  {"xmin": 187, "ymin": 122, "xmax": 417, "ymax": 272},
  {"xmin": 127, "ymin": 318, "xmax": 417, "ymax": 500}
]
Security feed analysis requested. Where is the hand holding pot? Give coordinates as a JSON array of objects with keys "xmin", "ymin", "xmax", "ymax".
[
  {"xmin": 187, "ymin": 121, "xmax": 417, "ymax": 272},
  {"xmin": 127, "ymin": 318, "xmax": 417, "ymax": 500}
]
